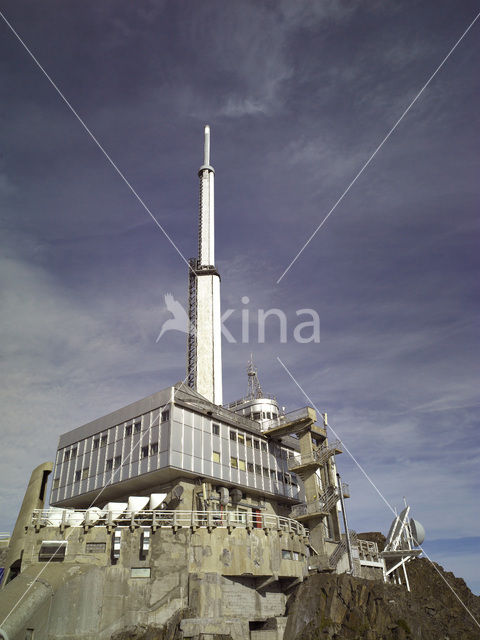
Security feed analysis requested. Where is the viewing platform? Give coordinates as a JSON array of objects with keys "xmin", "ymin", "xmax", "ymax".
[
  {"xmin": 287, "ymin": 440, "xmax": 342, "ymax": 473},
  {"xmin": 31, "ymin": 509, "xmax": 309, "ymax": 537},
  {"xmin": 262, "ymin": 407, "xmax": 326, "ymax": 439},
  {"xmin": 290, "ymin": 487, "xmax": 340, "ymax": 522}
]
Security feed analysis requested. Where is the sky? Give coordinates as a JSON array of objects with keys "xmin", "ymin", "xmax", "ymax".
[{"xmin": 0, "ymin": 0, "xmax": 479, "ymax": 596}]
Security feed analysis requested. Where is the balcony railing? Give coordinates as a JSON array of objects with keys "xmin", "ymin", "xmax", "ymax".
[
  {"xmin": 290, "ymin": 487, "xmax": 339, "ymax": 519},
  {"xmin": 287, "ymin": 440, "xmax": 342, "ymax": 470},
  {"xmin": 357, "ymin": 538, "xmax": 381, "ymax": 562},
  {"xmin": 225, "ymin": 393, "xmax": 277, "ymax": 410},
  {"xmin": 31, "ymin": 509, "xmax": 308, "ymax": 537},
  {"xmin": 262, "ymin": 406, "xmax": 315, "ymax": 431}
]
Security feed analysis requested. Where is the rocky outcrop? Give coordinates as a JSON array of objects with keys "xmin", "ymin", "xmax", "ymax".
[
  {"xmin": 108, "ymin": 554, "xmax": 480, "ymax": 640},
  {"xmin": 284, "ymin": 557, "xmax": 480, "ymax": 639},
  {"xmin": 110, "ymin": 608, "xmax": 191, "ymax": 640}
]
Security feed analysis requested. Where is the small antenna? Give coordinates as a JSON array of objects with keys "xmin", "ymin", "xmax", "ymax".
[
  {"xmin": 247, "ymin": 355, "xmax": 263, "ymax": 399},
  {"xmin": 204, "ymin": 124, "xmax": 210, "ymax": 166}
]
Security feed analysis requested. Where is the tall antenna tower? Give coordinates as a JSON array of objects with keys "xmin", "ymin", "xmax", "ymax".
[
  {"xmin": 247, "ymin": 355, "xmax": 263, "ymax": 399},
  {"xmin": 186, "ymin": 125, "xmax": 223, "ymax": 405}
]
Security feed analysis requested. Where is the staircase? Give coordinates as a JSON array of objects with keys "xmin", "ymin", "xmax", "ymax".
[{"xmin": 328, "ymin": 530, "xmax": 357, "ymax": 572}]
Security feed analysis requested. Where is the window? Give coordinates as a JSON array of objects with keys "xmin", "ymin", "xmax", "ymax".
[
  {"xmin": 71, "ymin": 447, "xmax": 77, "ymax": 457},
  {"xmin": 52, "ymin": 478, "xmax": 60, "ymax": 490},
  {"xmin": 125, "ymin": 424, "xmax": 132, "ymax": 436},
  {"xmin": 150, "ymin": 442, "xmax": 158, "ymax": 455},
  {"xmin": 247, "ymin": 462, "xmax": 254, "ymax": 473},
  {"xmin": 39, "ymin": 541, "xmax": 66, "ymax": 561},
  {"xmin": 93, "ymin": 438, "xmax": 99, "ymax": 449},
  {"xmin": 255, "ymin": 464, "xmax": 262, "ymax": 475},
  {"xmin": 86, "ymin": 542, "xmax": 106, "ymax": 553},
  {"xmin": 114, "ymin": 455, "xmax": 121, "ymax": 468},
  {"xmin": 270, "ymin": 469, "xmax": 276, "ymax": 479},
  {"xmin": 212, "ymin": 423, "xmax": 220, "ymax": 435},
  {"xmin": 74, "ymin": 470, "xmax": 81, "ymax": 482},
  {"xmin": 134, "ymin": 422, "xmax": 141, "ymax": 434},
  {"xmin": 277, "ymin": 471, "xmax": 283, "ymax": 482},
  {"xmin": 131, "ymin": 567, "xmax": 151, "ymax": 578},
  {"xmin": 81, "ymin": 468, "xmax": 89, "ymax": 480},
  {"xmin": 230, "ymin": 457, "xmax": 238, "ymax": 469},
  {"xmin": 246, "ymin": 436, "xmax": 252, "ymax": 448},
  {"xmin": 253, "ymin": 412, "xmax": 261, "ymax": 420},
  {"xmin": 282, "ymin": 549, "xmax": 292, "ymax": 560},
  {"xmin": 267, "ymin": 412, "xmax": 271, "ymax": 419},
  {"xmin": 284, "ymin": 473, "xmax": 292, "ymax": 484},
  {"xmin": 229, "ymin": 431, "xmax": 237, "ymax": 441},
  {"xmin": 64, "ymin": 450, "xmax": 70, "ymax": 462},
  {"xmin": 261, "ymin": 442, "xmax": 267, "ymax": 452},
  {"xmin": 161, "ymin": 408, "xmax": 170, "ymax": 422},
  {"xmin": 213, "ymin": 451, "xmax": 220, "ymax": 463},
  {"xmin": 106, "ymin": 459, "xmax": 113, "ymax": 471},
  {"xmin": 238, "ymin": 433, "xmax": 245, "ymax": 445},
  {"xmin": 141, "ymin": 446, "xmax": 149, "ymax": 458},
  {"xmin": 101, "ymin": 435, "xmax": 108, "ymax": 446},
  {"xmin": 253, "ymin": 440, "xmax": 260, "ymax": 450},
  {"xmin": 238, "ymin": 459, "xmax": 246, "ymax": 471},
  {"xmin": 263, "ymin": 467, "xmax": 269, "ymax": 477},
  {"xmin": 292, "ymin": 551, "xmax": 300, "ymax": 561}
]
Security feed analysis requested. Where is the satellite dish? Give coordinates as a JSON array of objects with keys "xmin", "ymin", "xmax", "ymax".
[{"xmin": 409, "ymin": 518, "xmax": 425, "ymax": 546}]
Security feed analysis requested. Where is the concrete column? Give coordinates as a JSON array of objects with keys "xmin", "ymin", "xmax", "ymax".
[{"xmin": 1, "ymin": 462, "xmax": 52, "ymax": 588}]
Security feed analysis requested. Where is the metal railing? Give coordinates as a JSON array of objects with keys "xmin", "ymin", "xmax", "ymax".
[
  {"xmin": 225, "ymin": 393, "xmax": 277, "ymax": 410},
  {"xmin": 31, "ymin": 509, "xmax": 308, "ymax": 537},
  {"xmin": 262, "ymin": 406, "xmax": 315, "ymax": 431},
  {"xmin": 328, "ymin": 530, "xmax": 357, "ymax": 569},
  {"xmin": 287, "ymin": 440, "xmax": 342, "ymax": 470},
  {"xmin": 290, "ymin": 487, "xmax": 340, "ymax": 519},
  {"xmin": 357, "ymin": 538, "xmax": 380, "ymax": 561}
]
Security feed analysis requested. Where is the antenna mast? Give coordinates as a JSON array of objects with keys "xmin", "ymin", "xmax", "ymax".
[{"xmin": 247, "ymin": 355, "xmax": 263, "ymax": 399}]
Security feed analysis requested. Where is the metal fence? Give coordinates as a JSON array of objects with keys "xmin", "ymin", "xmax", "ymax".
[
  {"xmin": 262, "ymin": 406, "xmax": 314, "ymax": 431},
  {"xmin": 31, "ymin": 509, "xmax": 308, "ymax": 537}
]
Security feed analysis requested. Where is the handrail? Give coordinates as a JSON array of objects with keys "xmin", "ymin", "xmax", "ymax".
[
  {"xmin": 262, "ymin": 406, "xmax": 314, "ymax": 431},
  {"xmin": 226, "ymin": 393, "xmax": 277, "ymax": 409},
  {"xmin": 31, "ymin": 509, "xmax": 308, "ymax": 537},
  {"xmin": 287, "ymin": 440, "xmax": 341, "ymax": 470},
  {"xmin": 291, "ymin": 486, "xmax": 339, "ymax": 519}
]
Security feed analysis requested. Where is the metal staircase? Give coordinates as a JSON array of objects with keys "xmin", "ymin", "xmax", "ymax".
[{"xmin": 328, "ymin": 530, "xmax": 357, "ymax": 571}]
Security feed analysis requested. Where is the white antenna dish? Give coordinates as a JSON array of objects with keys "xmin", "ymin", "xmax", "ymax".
[{"xmin": 409, "ymin": 518, "xmax": 425, "ymax": 546}]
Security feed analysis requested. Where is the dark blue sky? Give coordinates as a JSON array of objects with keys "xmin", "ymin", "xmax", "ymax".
[{"xmin": 0, "ymin": 1, "xmax": 479, "ymax": 594}]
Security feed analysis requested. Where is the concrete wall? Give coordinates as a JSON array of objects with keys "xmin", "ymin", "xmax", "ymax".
[
  {"xmin": 0, "ymin": 520, "xmax": 308, "ymax": 639},
  {"xmin": 1, "ymin": 462, "xmax": 52, "ymax": 588}
]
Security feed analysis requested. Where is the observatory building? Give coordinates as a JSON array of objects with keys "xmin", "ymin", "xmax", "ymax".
[{"xmin": 0, "ymin": 128, "xmax": 421, "ymax": 640}]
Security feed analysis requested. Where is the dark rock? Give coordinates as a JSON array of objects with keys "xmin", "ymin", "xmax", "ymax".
[{"xmin": 285, "ymin": 556, "xmax": 480, "ymax": 640}]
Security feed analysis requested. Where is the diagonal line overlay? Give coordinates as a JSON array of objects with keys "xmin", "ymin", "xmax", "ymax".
[
  {"xmin": 276, "ymin": 356, "xmax": 480, "ymax": 628},
  {"xmin": 0, "ymin": 380, "xmax": 189, "ymax": 629},
  {"xmin": 0, "ymin": 10, "xmax": 193, "ymax": 274},
  {"xmin": 276, "ymin": 11, "xmax": 480, "ymax": 284}
]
